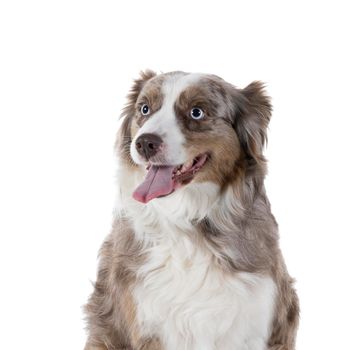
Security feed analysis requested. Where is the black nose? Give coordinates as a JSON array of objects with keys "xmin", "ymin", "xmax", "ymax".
[{"xmin": 135, "ymin": 133, "xmax": 163, "ymax": 160}]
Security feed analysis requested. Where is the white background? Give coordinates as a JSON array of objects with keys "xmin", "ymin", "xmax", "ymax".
[{"xmin": 0, "ymin": 1, "xmax": 349, "ymax": 349}]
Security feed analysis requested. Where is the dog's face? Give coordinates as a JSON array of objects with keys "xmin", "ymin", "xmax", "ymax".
[{"xmin": 119, "ymin": 71, "xmax": 271, "ymax": 204}]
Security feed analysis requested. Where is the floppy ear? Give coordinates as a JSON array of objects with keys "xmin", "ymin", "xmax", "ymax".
[
  {"xmin": 233, "ymin": 81, "xmax": 272, "ymax": 165},
  {"xmin": 118, "ymin": 70, "xmax": 156, "ymax": 162},
  {"xmin": 121, "ymin": 69, "xmax": 157, "ymax": 120}
]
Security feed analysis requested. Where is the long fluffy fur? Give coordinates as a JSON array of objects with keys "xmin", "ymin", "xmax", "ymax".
[{"xmin": 84, "ymin": 71, "xmax": 299, "ymax": 350}]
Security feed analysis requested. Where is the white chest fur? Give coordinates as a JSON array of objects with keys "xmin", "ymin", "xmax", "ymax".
[{"xmin": 133, "ymin": 231, "xmax": 276, "ymax": 350}]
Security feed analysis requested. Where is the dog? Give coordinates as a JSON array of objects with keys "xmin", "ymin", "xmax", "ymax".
[{"xmin": 84, "ymin": 70, "xmax": 299, "ymax": 350}]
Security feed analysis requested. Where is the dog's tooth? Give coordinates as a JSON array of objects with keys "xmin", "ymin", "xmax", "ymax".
[{"xmin": 181, "ymin": 159, "xmax": 193, "ymax": 172}]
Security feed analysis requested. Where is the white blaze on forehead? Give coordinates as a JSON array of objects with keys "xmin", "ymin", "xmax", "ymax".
[
  {"xmin": 161, "ymin": 72, "xmax": 205, "ymax": 110},
  {"xmin": 131, "ymin": 72, "xmax": 204, "ymax": 165}
]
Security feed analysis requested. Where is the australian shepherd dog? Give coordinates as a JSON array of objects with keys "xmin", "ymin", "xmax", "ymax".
[{"xmin": 84, "ymin": 71, "xmax": 299, "ymax": 350}]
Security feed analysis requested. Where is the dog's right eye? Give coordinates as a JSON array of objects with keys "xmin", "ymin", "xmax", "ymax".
[
  {"xmin": 141, "ymin": 104, "xmax": 150, "ymax": 116},
  {"xmin": 190, "ymin": 107, "xmax": 204, "ymax": 120}
]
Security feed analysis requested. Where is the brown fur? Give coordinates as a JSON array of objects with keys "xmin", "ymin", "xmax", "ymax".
[
  {"xmin": 84, "ymin": 217, "xmax": 162, "ymax": 349},
  {"xmin": 117, "ymin": 70, "xmax": 157, "ymax": 166},
  {"xmin": 85, "ymin": 71, "xmax": 299, "ymax": 349},
  {"xmin": 135, "ymin": 75, "xmax": 165, "ymax": 127}
]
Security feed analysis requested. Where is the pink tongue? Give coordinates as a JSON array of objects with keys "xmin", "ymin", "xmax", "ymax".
[{"xmin": 133, "ymin": 165, "xmax": 176, "ymax": 203}]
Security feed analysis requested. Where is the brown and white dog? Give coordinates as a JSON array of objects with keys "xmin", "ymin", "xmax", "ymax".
[{"xmin": 84, "ymin": 71, "xmax": 299, "ymax": 350}]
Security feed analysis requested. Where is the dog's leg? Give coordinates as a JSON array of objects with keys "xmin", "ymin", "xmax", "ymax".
[
  {"xmin": 84, "ymin": 343, "xmax": 133, "ymax": 350},
  {"xmin": 83, "ymin": 339, "xmax": 161, "ymax": 350},
  {"xmin": 84, "ymin": 343, "xmax": 108, "ymax": 350},
  {"xmin": 268, "ymin": 345, "xmax": 288, "ymax": 350},
  {"xmin": 268, "ymin": 274, "xmax": 299, "ymax": 350},
  {"xmin": 137, "ymin": 338, "xmax": 162, "ymax": 350}
]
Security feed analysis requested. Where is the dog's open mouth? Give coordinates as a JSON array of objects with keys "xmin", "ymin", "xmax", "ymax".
[{"xmin": 132, "ymin": 153, "xmax": 208, "ymax": 203}]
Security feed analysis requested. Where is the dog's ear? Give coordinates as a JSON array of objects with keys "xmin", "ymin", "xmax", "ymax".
[
  {"xmin": 118, "ymin": 70, "xmax": 157, "ymax": 162},
  {"xmin": 233, "ymin": 81, "xmax": 272, "ymax": 165},
  {"xmin": 122, "ymin": 69, "xmax": 157, "ymax": 119}
]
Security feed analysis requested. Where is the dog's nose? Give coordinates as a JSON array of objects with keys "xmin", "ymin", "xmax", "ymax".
[{"xmin": 135, "ymin": 133, "xmax": 163, "ymax": 160}]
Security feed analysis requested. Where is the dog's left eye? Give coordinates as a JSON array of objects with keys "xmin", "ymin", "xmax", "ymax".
[
  {"xmin": 141, "ymin": 104, "xmax": 150, "ymax": 116},
  {"xmin": 190, "ymin": 107, "xmax": 204, "ymax": 120}
]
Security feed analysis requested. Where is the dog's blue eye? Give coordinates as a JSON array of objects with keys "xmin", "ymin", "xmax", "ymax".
[
  {"xmin": 141, "ymin": 104, "xmax": 150, "ymax": 116},
  {"xmin": 190, "ymin": 107, "xmax": 204, "ymax": 120}
]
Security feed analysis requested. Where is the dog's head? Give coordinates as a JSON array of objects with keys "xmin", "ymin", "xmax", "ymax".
[{"xmin": 119, "ymin": 71, "xmax": 272, "ymax": 204}]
